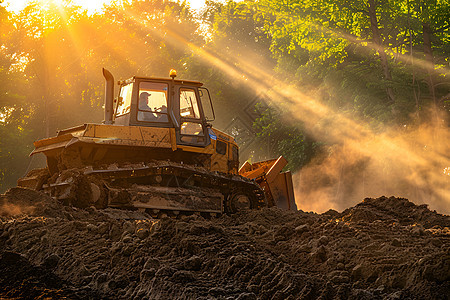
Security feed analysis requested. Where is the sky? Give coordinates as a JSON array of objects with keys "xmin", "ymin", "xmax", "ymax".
[{"xmin": 3, "ymin": 0, "xmax": 207, "ymax": 13}]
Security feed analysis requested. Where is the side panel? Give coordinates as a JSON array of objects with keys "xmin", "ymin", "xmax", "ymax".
[
  {"xmin": 210, "ymin": 139, "xmax": 229, "ymax": 173},
  {"xmin": 177, "ymin": 144, "xmax": 215, "ymax": 155},
  {"xmin": 207, "ymin": 128, "xmax": 239, "ymax": 174},
  {"xmin": 83, "ymin": 124, "xmax": 173, "ymax": 148}
]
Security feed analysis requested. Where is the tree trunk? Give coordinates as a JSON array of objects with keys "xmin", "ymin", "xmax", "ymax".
[
  {"xmin": 407, "ymin": 0, "xmax": 420, "ymax": 122},
  {"xmin": 422, "ymin": 22, "xmax": 436, "ymax": 106},
  {"xmin": 367, "ymin": 0, "xmax": 395, "ymax": 104},
  {"xmin": 422, "ymin": 21, "xmax": 441, "ymax": 131}
]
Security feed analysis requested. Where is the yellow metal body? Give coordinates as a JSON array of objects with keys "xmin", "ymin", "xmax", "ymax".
[{"xmin": 32, "ymin": 123, "xmax": 239, "ymax": 175}]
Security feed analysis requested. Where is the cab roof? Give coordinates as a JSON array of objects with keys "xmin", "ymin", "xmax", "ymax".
[{"xmin": 121, "ymin": 76, "xmax": 203, "ymax": 87}]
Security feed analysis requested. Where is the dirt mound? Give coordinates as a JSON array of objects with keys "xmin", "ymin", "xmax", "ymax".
[
  {"xmin": 1, "ymin": 189, "xmax": 449, "ymax": 299},
  {"xmin": 341, "ymin": 196, "xmax": 450, "ymax": 228}
]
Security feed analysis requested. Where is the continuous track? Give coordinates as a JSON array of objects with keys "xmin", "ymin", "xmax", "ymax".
[{"xmin": 19, "ymin": 160, "xmax": 267, "ymax": 215}]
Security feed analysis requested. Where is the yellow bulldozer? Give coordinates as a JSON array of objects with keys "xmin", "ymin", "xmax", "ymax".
[{"xmin": 18, "ymin": 69, "xmax": 296, "ymax": 216}]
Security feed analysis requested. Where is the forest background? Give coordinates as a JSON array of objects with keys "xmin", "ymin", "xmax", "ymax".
[{"xmin": 0, "ymin": 0, "xmax": 449, "ymax": 213}]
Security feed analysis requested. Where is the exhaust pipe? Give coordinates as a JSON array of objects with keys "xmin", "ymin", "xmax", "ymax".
[{"xmin": 102, "ymin": 68, "xmax": 114, "ymax": 124}]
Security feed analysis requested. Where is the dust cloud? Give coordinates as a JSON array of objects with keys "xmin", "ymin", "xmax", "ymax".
[
  {"xmin": 294, "ymin": 120, "xmax": 450, "ymax": 214},
  {"xmin": 0, "ymin": 202, "xmax": 35, "ymax": 217}
]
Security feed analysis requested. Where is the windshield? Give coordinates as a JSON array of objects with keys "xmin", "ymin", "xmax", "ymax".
[
  {"xmin": 116, "ymin": 83, "xmax": 133, "ymax": 116},
  {"xmin": 138, "ymin": 82, "xmax": 169, "ymax": 122}
]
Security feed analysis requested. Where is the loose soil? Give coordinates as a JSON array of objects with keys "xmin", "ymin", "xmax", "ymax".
[{"xmin": 1, "ymin": 187, "xmax": 449, "ymax": 299}]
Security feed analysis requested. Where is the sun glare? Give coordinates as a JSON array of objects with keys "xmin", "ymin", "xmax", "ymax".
[
  {"xmin": 75, "ymin": 0, "xmax": 110, "ymax": 13},
  {"xmin": 4, "ymin": 0, "xmax": 209, "ymax": 13},
  {"xmin": 4, "ymin": 0, "xmax": 111, "ymax": 14}
]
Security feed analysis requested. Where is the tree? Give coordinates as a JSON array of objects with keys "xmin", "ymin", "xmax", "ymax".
[
  {"xmin": 411, "ymin": 0, "xmax": 450, "ymax": 112},
  {"xmin": 0, "ymin": 2, "xmax": 35, "ymax": 190},
  {"xmin": 253, "ymin": 103, "xmax": 319, "ymax": 171}
]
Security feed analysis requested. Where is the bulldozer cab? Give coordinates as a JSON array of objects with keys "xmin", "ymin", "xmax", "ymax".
[{"xmin": 113, "ymin": 73, "xmax": 215, "ymax": 148}]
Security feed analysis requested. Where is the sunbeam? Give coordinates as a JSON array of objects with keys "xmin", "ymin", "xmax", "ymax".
[{"xmin": 137, "ymin": 17, "xmax": 450, "ymax": 213}]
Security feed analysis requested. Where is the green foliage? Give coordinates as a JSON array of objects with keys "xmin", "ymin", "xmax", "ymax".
[
  {"xmin": 0, "ymin": 117, "xmax": 34, "ymax": 191},
  {"xmin": 253, "ymin": 103, "xmax": 319, "ymax": 171},
  {"xmin": 257, "ymin": 0, "xmax": 448, "ymax": 122}
]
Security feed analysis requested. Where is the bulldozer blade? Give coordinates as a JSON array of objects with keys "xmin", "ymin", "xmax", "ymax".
[
  {"xmin": 239, "ymin": 156, "xmax": 297, "ymax": 211},
  {"xmin": 267, "ymin": 170, "xmax": 296, "ymax": 210}
]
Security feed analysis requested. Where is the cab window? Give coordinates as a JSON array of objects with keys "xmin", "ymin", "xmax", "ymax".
[
  {"xmin": 216, "ymin": 140, "xmax": 227, "ymax": 155},
  {"xmin": 138, "ymin": 82, "xmax": 169, "ymax": 122},
  {"xmin": 116, "ymin": 83, "xmax": 133, "ymax": 116},
  {"xmin": 180, "ymin": 88, "xmax": 200, "ymax": 119},
  {"xmin": 232, "ymin": 145, "xmax": 239, "ymax": 161}
]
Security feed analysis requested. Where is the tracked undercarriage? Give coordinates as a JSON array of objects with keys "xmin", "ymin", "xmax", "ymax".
[{"xmin": 19, "ymin": 161, "xmax": 267, "ymax": 216}]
